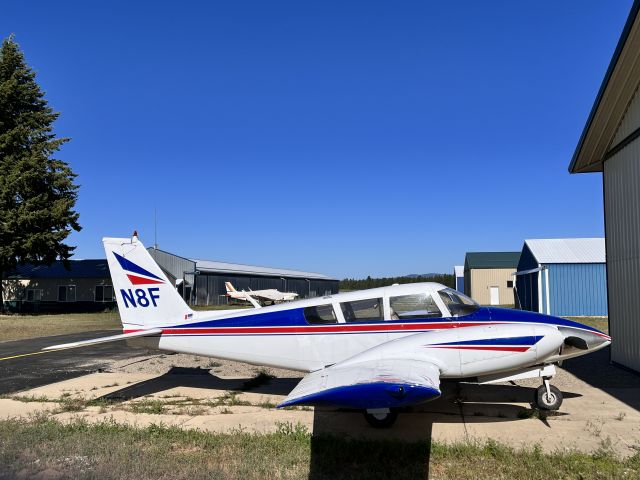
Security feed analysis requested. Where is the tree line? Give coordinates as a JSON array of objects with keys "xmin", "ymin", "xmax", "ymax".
[{"xmin": 340, "ymin": 274, "xmax": 455, "ymax": 291}]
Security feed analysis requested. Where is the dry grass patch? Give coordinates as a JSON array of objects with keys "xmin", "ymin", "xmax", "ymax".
[{"xmin": 0, "ymin": 312, "xmax": 121, "ymax": 342}]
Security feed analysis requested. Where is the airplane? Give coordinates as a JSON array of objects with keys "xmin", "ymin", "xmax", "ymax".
[
  {"xmin": 46, "ymin": 234, "xmax": 611, "ymax": 428},
  {"xmin": 225, "ymin": 281, "xmax": 298, "ymax": 305}
]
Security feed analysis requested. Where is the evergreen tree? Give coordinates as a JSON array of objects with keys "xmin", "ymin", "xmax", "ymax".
[{"xmin": 0, "ymin": 35, "xmax": 81, "ymax": 310}]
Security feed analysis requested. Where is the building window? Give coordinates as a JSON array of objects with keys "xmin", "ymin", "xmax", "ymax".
[
  {"xmin": 340, "ymin": 298, "xmax": 383, "ymax": 323},
  {"xmin": 390, "ymin": 293, "xmax": 442, "ymax": 320},
  {"xmin": 95, "ymin": 285, "xmax": 114, "ymax": 302},
  {"xmin": 26, "ymin": 289, "xmax": 42, "ymax": 302},
  {"xmin": 507, "ymin": 280, "xmax": 514, "ymax": 288},
  {"xmin": 58, "ymin": 285, "xmax": 76, "ymax": 302},
  {"xmin": 304, "ymin": 304, "xmax": 338, "ymax": 324}
]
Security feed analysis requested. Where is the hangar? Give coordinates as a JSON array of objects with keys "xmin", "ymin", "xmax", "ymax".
[
  {"xmin": 514, "ymin": 238, "xmax": 607, "ymax": 317},
  {"xmin": 148, "ymin": 248, "xmax": 339, "ymax": 306},
  {"xmin": 464, "ymin": 252, "xmax": 520, "ymax": 306},
  {"xmin": 1, "ymin": 260, "xmax": 115, "ymax": 313},
  {"xmin": 569, "ymin": 0, "xmax": 640, "ymax": 371}
]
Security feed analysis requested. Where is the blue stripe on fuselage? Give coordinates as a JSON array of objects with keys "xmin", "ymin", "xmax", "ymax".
[
  {"xmin": 430, "ymin": 335, "xmax": 543, "ymax": 347},
  {"xmin": 170, "ymin": 306, "xmax": 605, "ymax": 335}
]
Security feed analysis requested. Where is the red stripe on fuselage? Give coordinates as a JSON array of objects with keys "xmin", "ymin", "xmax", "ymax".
[
  {"xmin": 127, "ymin": 274, "xmax": 164, "ymax": 285},
  {"xmin": 123, "ymin": 321, "xmax": 497, "ymax": 335}
]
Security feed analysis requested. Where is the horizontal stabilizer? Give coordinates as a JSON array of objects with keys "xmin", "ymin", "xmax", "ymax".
[
  {"xmin": 279, "ymin": 359, "xmax": 441, "ymax": 410},
  {"xmin": 42, "ymin": 328, "xmax": 163, "ymax": 351}
]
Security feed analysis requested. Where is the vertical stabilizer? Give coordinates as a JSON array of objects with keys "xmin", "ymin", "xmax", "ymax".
[{"xmin": 103, "ymin": 235, "xmax": 194, "ymax": 330}]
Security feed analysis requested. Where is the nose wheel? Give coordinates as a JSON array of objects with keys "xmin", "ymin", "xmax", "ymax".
[
  {"xmin": 534, "ymin": 378, "xmax": 563, "ymax": 410},
  {"xmin": 363, "ymin": 408, "xmax": 398, "ymax": 428}
]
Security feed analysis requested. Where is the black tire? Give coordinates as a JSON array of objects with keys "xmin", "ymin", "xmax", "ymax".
[
  {"xmin": 363, "ymin": 409, "xmax": 398, "ymax": 428},
  {"xmin": 534, "ymin": 385, "xmax": 563, "ymax": 410}
]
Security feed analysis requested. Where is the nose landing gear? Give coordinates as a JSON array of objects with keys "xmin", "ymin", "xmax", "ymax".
[
  {"xmin": 534, "ymin": 377, "xmax": 563, "ymax": 410},
  {"xmin": 363, "ymin": 408, "xmax": 398, "ymax": 428}
]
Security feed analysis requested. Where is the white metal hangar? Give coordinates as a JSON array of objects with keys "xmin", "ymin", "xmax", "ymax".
[
  {"xmin": 148, "ymin": 247, "xmax": 339, "ymax": 306},
  {"xmin": 569, "ymin": 0, "xmax": 640, "ymax": 372}
]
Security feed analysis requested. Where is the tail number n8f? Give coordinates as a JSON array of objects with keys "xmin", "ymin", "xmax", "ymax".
[{"xmin": 120, "ymin": 288, "xmax": 160, "ymax": 308}]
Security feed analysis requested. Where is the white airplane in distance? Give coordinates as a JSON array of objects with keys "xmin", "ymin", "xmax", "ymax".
[
  {"xmin": 46, "ymin": 234, "xmax": 611, "ymax": 428},
  {"xmin": 225, "ymin": 281, "xmax": 298, "ymax": 305}
]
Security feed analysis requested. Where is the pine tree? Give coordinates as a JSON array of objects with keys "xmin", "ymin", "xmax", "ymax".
[{"xmin": 0, "ymin": 35, "xmax": 81, "ymax": 310}]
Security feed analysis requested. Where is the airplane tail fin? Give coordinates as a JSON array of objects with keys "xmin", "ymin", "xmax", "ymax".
[
  {"xmin": 225, "ymin": 282, "xmax": 237, "ymax": 293},
  {"xmin": 103, "ymin": 234, "xmax": 194, "ymax": 331}
]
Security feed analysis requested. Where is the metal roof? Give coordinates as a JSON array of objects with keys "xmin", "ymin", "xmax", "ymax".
[
  {"xmin": 464, "ymin": 252, "xmax": 520, "ymax": 270},
  {"xmin": 4, "ymin": 260, "xmax": 109, "ymax": 279},
  {"xmin": 569, "ymin": 0, "xmax": 640, "ymax": 173},
  {"xmin": 453, "ymin": 266, "xmax": 464, "ymax": 277},
  {"xmin": 525, "ymin": 238, "xmax": 606, "ymax": 264},
  {"xmin": 192, "ymin": 258, "xmax": 336, "ymax": 280}
]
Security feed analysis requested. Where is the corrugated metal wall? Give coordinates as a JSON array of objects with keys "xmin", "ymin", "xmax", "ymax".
[
  {"xmin": 148, "ymin": 249, "xmax": 196, "ymax": 285},
  {"xmin": 547, "ymin": 263, "xmax": 608, "ymax": 316},
  {"xmin": 194, "ymin": 273, "xmax": 339, "ymax": 306},
  {"xmin": 604, "ymin": 137, "xmax": 640, "ymax": 372},
  {"xmin": 469, "ymin": 268, "xmax": 515, "ymax": 305}
]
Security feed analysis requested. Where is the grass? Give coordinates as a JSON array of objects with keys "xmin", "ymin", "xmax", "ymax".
[
  {"xmin": 565, "ymin": 316, "xmax": 609, "ymax": 334},
  {"xmin": 0, "ymin": 417, "xmax": 637, "ymax": 480},
  {"xmin": 0, "ymin": 311, "xmax": 121, "ymax": 342}
]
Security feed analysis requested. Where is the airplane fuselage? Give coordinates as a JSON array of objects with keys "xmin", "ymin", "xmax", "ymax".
[{"xmin": 130, "ymin": 284, "xmax": 610, "ymax": 375}]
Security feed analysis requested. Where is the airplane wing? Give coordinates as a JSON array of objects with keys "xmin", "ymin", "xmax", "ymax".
[
  {"xmin": 239, "ymin": 290, "xmax": 262, "ymax": 309},
  {"xmin": 42, "ymin": 328, "xmax": 163, "ymax": 351},
  {"xmin": 278, "ymin": 358, "xmax": 440, "ymax": 410}
]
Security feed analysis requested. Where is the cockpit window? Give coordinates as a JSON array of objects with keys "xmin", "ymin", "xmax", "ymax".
[
  {"xmin": 438, "ymin": 288, "xmax": 479, "ymax": 317},
  {"xmin": 304, "ymin": 304, "xmax": 338, "ymax": 324},
  {"xmin": 340, "ymin": 298, "xmax": 383, "ymax": 323},
  {"xmin": 389, "ymin": 293, "xmax": 442, "ymax": 320}
]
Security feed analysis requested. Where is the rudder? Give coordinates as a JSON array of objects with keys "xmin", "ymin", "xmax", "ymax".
[{"xmin": 103, "ymin": 234, "xmax": 194, "ymax": 330}]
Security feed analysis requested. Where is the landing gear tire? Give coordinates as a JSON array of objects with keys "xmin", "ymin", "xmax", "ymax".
[
  {"xmin": 535, "ymin": 384, "xmax": 563, "ymax": 410},
  {"xmin": 363, "ymin": 409, "xmax": 398, "ymax": 428}
]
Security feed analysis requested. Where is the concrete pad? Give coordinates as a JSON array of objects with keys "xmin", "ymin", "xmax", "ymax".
[
  {"xmin": 20, "ymin": 372, "xmax": 154, "ymax": 400},
  {"xmin": 0, "ymin": 399, "xmax": 53, "ymax": 419},
  {"xmin": 2, "ymin": 356, "xmax": 640, "ymax": 458}
]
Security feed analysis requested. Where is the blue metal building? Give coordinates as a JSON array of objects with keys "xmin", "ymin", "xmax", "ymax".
[
  {"xmin": 514, "ymin": 238, "xmax": 607, "ymax": 316},
  {"xmin": 453, "ymin": 266, "xmax": 464, "ymax": 293}
]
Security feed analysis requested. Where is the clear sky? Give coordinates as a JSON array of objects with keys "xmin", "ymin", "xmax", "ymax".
[{"xmin": 2, "ymin": 1, "xmax": 633, "ymax": 279}]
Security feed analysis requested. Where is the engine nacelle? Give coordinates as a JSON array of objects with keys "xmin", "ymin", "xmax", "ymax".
[{"xmin": 337, "ymin": 323, "xmax": 565, "ymax": 379}]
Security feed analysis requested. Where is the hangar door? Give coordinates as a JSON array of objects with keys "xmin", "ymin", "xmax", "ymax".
[{"xmin": 515, "ymin": 270, "xmax": 539, "ymax": 312}]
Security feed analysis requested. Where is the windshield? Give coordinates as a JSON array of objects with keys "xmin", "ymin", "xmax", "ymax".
[{"xmin": 438, "ymin": 288, "xmax": 479, "ymax": 317}]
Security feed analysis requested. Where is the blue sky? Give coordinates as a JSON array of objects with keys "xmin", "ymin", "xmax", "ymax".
[{"xmin": 2, "ymin": 1, "xmax": 633, "ymax": 278}]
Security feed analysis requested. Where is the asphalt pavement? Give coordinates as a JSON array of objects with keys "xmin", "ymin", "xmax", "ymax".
[{"xmin": 0, "ymin": 331, "xmax": 148, "ymax": 395}]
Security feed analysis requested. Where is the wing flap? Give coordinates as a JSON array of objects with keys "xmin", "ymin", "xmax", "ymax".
[
  {"xmin": 42, "ymin": 328, "xmax": 163, "ymax": 351},
  {"xmin": 279, "ymin": 359, "xmax": 440, "ymax": 410}
]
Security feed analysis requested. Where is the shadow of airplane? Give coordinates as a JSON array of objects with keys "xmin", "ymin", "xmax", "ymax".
[
  {"xmin": 561, "ymin": 346, "xmax": 640, "ymax": 411},
  {"xmin": 101, "ymin": 367, "xmax": 580, "ymax": 479}
]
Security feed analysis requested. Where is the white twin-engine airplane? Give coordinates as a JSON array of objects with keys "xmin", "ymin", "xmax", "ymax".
[
  {"xmin": 225, "ymin": 281, "xmax": 298, "ymax": 305},
  {"xmin": 46, "ymin": 235, "xmax": 611, "ymax": 427}
]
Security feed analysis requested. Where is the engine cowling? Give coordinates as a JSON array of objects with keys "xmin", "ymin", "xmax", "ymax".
[{"xmin": 336, "ymin": 323, "xmax": 565, "ymax": 379}]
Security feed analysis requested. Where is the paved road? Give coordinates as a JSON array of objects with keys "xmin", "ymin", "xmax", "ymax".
[{"xmin": 0, "ymin": 331, "xmax": 148, "ymax": 395}]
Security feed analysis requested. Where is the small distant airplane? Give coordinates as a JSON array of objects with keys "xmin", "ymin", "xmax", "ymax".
[
  {"xmin": 225, "ymin": 281, "xmax": 298, "ymax": 305},
  {"xmin": 46, "ymin": 234, "xmax": 611, "ymax": 428}
]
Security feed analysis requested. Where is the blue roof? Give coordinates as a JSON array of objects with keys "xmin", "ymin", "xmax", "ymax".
[{"xmin": 4, "ymin": 260, "xmax": 110, "ymax": 279}]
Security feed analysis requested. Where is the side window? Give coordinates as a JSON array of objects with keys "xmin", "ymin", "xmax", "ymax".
[
  {"xmin": 304, "ymin": 304, "xmax": 338, "ymax": 324},
  {"xmin": 390, "ymin": 294, "xmax": 442, "ymax": 320},
  {"xmin": 340, "ymin": 298, "xmax": 383, "ymax": 323}
]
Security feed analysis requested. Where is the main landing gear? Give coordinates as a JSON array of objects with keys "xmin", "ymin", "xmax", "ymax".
[
  {"xmin": 534, "ymin": 377, "xmax": 563, "ymax": 410},
  {"xmin": 363, "ymin": 408, "xmax": 398, "ymax": 428}
]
